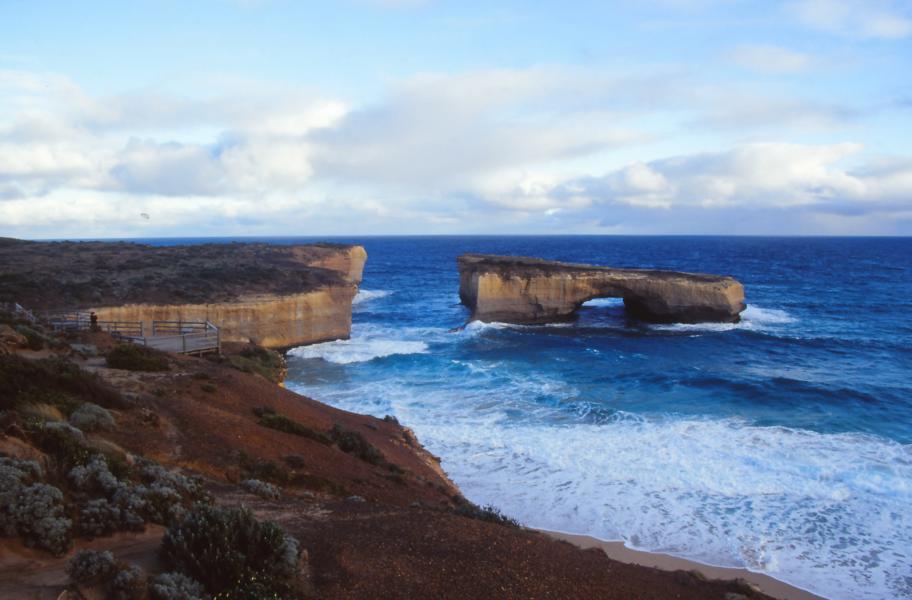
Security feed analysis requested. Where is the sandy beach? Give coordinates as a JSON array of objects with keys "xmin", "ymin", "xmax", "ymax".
[{"xmin": 543, "ymin": 529, "xmax": 825, "ymax": 600}]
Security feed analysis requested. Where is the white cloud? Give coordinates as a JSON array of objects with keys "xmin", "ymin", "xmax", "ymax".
[
  {"xmin": 787, "ymin": 0, "xmax": 912, "ymax": 39},
  {"xmin": 548, "ymin": 142, "xmax": 907, "ymax": 211},
  {"xmin": 310, "ymin": 67, "xmax": 651, "ymax": 188},
  {"xmin": 0, "ymin": 65, "xmax": 908, "ymax": 236},
  {"xmin": 730, "ymin": 44, "xmax": 813, "ymax": 73}
]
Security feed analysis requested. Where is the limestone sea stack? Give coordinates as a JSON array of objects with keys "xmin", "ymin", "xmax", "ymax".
[
  {"xmin": 0, "ymin": 239, "xmax": 367, "ymax": 349},
  {"xmin": 458, "ymin": 254, "xmax": 745, "ymax": 324}
]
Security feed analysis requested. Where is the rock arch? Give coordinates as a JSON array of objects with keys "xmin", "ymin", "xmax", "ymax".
[{"xmin": 458, "ymin": 254, "xmax": 745, "ymax": 324}]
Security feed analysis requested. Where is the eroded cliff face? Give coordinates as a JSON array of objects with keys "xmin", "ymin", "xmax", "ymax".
[
  {"xmin": 302, "ymin": 245, "xmax": 367, "ymax": 285},
  {"xmin": 84, "ymin": 244, "xmax": 367, "ymax": 349},
  {"xmin": 458, "ymin": 254, "xmax": 745, "ymax": 324}
]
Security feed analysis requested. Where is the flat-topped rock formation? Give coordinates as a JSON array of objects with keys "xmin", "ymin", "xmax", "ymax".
[
  {"xmin": 0, "ymin": 239, "xmax": 367, "ymax": 348},
  {"xmin": 458, "ymin": 254, "xmax": 745, "ymax": 324}
]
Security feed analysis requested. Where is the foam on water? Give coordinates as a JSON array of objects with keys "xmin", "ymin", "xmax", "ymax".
[
  {"xmin": 652, "ymin": 305, "xmax": 795, "ymax": 334},
  {"xmin": 426, "ymin": 416, "xmax": 911, "ymax": 600},
  {"xmin": 458, "ymin": 320, "xmax": 574, "ymax": 336},
  {"xmin": 353, "ymin": 289, "xmax": 392, "ymax": 305},
  {"xmin": 582, "ymin": 297, "xmax": 625, "ymax": 308},
  {"xmin": 287, "ymin": 324, "xmax": 428, "ymax": 364},
  {"xmin": 280, "ymin": 237, "xmax": 912, "ymax": 600},
  {"xmin": 287, "ymin": 367, "xmax": 912, "ymax": 600}
]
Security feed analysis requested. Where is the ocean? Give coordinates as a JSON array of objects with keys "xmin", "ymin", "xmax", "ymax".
[{"xmin": 144, "ymin": 236, "xmax": 911, "ymax": 600}]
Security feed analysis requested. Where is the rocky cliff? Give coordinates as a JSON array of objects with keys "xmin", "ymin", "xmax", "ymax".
[
  {"xmin": 0, "ymin": 239, "xmax": 367, "ymax": 348},
  {"xmin": 458, "ymin": 254, "xmax": 745, "ymax": 324}
]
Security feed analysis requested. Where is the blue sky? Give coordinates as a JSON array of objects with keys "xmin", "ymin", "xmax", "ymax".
[{"xmin": 1, "ymin": 0, "xmax": 911, "ymax": 237}]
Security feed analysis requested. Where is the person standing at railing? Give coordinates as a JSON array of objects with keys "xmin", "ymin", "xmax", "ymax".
[{"xmin": 89, "ymin": 311, "xmax": 99, "ymax": 332}]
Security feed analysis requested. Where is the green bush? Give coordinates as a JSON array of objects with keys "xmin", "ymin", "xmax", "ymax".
[
  {"xmin": 67, "ymin": 549, "xmax": 118, "ymax": 585},
  {"xmin": 68, "ymin": 455, "xmax": 210, "ymax": 537},
  {"xmin": 106, "ymin": 344, "xmax": 170, "ymax": 372},
  {"xmin": 69, "ymin": 402, "xmax": 116, "ymax": 432},
  {"xmin": 254, "ymin": 407, "xmax": 331, "ymax": 445},
  {"xmin": 0, "ymin": 457, "xmax": 73, "ymax": 555},
  {"xmin": 330, "ymin": 424, "xmax": 383, "ymax": 465},
  {"xmin": 148, "ymin": 571, "xmax": 208, "ymax": 600},
  {"xmin": 33, "ymin": 421, "xmax": 93, "ymax": 468},
  {"xmin": 0, "ymin": 353, "xmax": 125, "ymax": 412},
  {"xmin": 109, "ymin": 564, "xmax": 146, "ymax": 600},
  {"xmin": 453, "ymin": 499, "xmax": 521, "ymax": 528},
  {"xmin": 14, "ymin": 325, "xmax": 46, "ymax": 350},
  {"xmin": 227, "ymin": 346, "xmax": 286, "ymax": 383},
  {"xmin": 237, "ymin": 451, "xmax": 290, "ymax": 485},
  {"xmin": 7, "ymin": 482, "xmax": 72, "ymax": 554},
  {"xmin": 160, "ymin": 505, "xmax": 301, "ymax": 598},
  {"xmin": 241, "ymin": 479, "xmax": 281, "ymax": 500}
]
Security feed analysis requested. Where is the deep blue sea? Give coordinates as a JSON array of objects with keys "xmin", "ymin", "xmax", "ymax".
[{"xmin": 142, "ymin": 236, "xmax": 911, "ymax": 600}]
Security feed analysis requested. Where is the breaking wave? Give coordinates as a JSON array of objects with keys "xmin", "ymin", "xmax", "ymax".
[{"xmin": 353, "ymin": 289, "xmax": 393, "ymax": 305}]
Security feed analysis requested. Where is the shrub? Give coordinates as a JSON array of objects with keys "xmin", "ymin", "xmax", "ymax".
[
  {"xmin": 454, "ymin": 500, "xmax": 521, "ymax": 529},
  {"xmin": 160, "ymin": 505, "xmax": 301, "ymax": 598},
  {"xmin": 67, "ymin": 549, "xmax": 117, "ymax": 585},
  {"xmin": 227, "ymin": 346, "xmax": 286, "ymax": 383},
  {"xmin": 0, "ymin": 456, "xmax": 43, "ymax": 484},
  {"xmin": 237, "ymin": 452, "xmax": 290, "ymax": 485},
  {"xmin": 330, "ymin": 424, "xmax": 383, "ymax": 465},
  {"xmin": 148, "ymin": 572, "xmax": 208, "ymax": 600},
  {"xmin": 0, "ymin": 353, "xmax": 125, "ymax": 412},
  {"xmin": 69, "ymin": 454, "xmax": 124, "ymax": 497},
  {"xmin": 109, "ymin": 564, "xmax": 146, "ymax": 600},
  {"xmin": 69, "ymin": 402, "xmax": 116, "ymax": 432},
  {"xmin": 0, "ymin": 457, "xmax": 44, "ymax": 536},
  {"xmin": 254, "ymin": 407, "xmax": 331, "ymax": 445},
  {"xmin": 69, "ymin": 455, "xmax": 209, "ymax": 536},
  {"xmin": 199, "ymin": 383, "xmax": 216, "ymax": 393},
  {"xmin": 106, "ymin": 344, "xmax": 170, "ymax": 372},
  {"xmin": 20, "ymin": 402, "xmax": 65, "ymax": 422},
  {"xmin": 15, "ymin": 325, "xmax": 46, "ymax": 350},
  {"xmin": 138, "ymin": 462, "xmax": 207, "ymax": 502},
  {"xmin": 282, "ymin": 455, "xmax": 306, "ymax": 469},
  {"xmin": 32, "ymin": 420, "xmax": 92, "ymax": 468},
  {"xmin": 8, "ymin": 483, "xmax": 73, "ymax": 555},
  {"xmin": 70, "ymin": 456, "xmax": 145, "ymax": 534},
  {"xmin": 241, "ymin": 479, "xmax": 281, "ymax": 500}
]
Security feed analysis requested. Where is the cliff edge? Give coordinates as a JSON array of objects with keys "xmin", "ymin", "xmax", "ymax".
[
  {"xmin": 458, "ymin": 254, "xmax": 745, "ymax": 324},
  {"xmin": 0, "ymin": 240, "xmax": 367, "ymax": 348}
]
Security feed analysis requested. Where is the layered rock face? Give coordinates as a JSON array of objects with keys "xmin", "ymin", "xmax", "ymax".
[
  {"xmin": 458, "ymin": 254, "xmax": 745, "ymax": 324},
  {"xmin": 0, "ymin": 239, "xmax": 367, "ymax": 349},
  {"xmin": 90, "ymin": 245, "xmax": 367, "ymax": 349},
  {"xmin": 92, "ymin": 286, "xmax": 358, "ymax": 349}
]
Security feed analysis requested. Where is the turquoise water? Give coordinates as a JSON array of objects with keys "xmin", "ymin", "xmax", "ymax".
[{"xmin": 147, "ymin": 236, "xmax": 911, "ymax": 600}]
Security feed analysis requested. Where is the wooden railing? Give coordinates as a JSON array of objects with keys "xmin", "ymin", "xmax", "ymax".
[
  {"xmin": 35, "ymin": 308, "xmax": 220, "ymax": 356},
  {"xmin": 141, "ymin": 320, "xmax": 221, "ymax": 355},
  {"xmin": 44, "ymin": 311, "xmax": 144, "ymax": 337}
]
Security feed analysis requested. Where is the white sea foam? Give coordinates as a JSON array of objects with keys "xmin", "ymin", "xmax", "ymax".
[
  {"xmin": 286, "ymin": 299, "xmax": 908, "ymax": 599},
  {"xmin": 421, "ymin": 415, "xmax": 912, "ymax": 600},
  {"xmin": 458, "ymin": 320, "xmax": 573, "ymax": 335},
  {"xmin": 652, "ymin": 305, "xmax": 796, "ymax": 334},
  {"xmin": 287, "ymin": 324, "xmax": 427, "ymax": 364},
  {"xmin": 582, "ymin": 297, "xmax": 625, "ymax": 308},
  {"xmin": 353, "ymin": 289, "xmax": 392, "ymax": 305},
  {"xmin": 291, "ymin": 369, "xmax": 912, "ymax": 600}
]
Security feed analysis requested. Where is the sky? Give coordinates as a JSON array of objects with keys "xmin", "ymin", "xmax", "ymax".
[{"xmin": 1, "ymin": 0, "xmax": 911, "ymax": 238}]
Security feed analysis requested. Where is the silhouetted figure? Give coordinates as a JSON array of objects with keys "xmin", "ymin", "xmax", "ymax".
[{"xmin": 89, "ymin": 311, "xmax": 99, "ymax": 332}]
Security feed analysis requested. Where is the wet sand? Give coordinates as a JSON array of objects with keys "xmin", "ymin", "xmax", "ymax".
[{"xmin": 542, "ymin": 529, "xmax": 825, "ymax": 600}]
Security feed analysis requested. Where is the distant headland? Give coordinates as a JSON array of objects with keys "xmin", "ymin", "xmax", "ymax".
[{"xmin": 0, "ymin": 238, "xmax": 367, "ymax": 348}]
